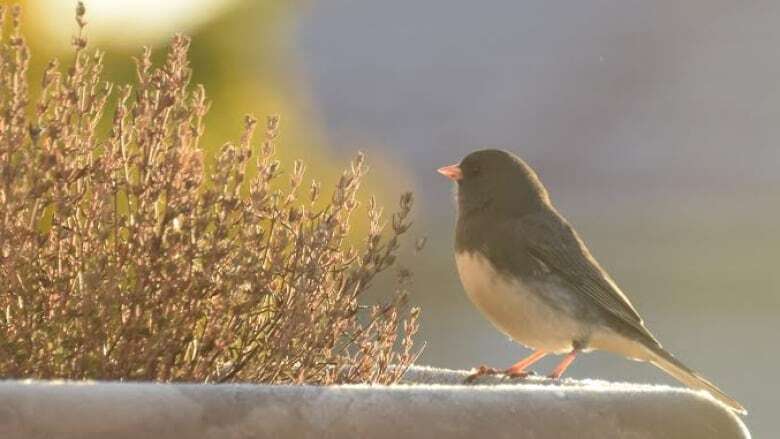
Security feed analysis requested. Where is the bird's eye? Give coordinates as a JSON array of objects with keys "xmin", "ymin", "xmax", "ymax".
[{"xmin": 471, "ymin": 166, "xmax": 481, "ymax": 176}]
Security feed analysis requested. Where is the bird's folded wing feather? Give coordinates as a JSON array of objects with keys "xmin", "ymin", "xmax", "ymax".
[{"xmin": 517, "ymin": 212, "xmax": 659, "ymax": 344}]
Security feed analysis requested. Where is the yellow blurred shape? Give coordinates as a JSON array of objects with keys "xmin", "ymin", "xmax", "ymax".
[{"xmin": 28, "ymin": 0, "xmax": 240, "ymax": 50}]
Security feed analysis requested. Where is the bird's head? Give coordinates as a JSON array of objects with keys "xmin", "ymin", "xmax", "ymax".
[{"xmin": 438, "ymin": 149, "xmax": 550, "ymax": 217}]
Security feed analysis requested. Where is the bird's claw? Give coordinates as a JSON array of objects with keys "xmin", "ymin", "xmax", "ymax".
[
  {"xmin": 505, "ymin": 370, "xmax": 530, "ymax": 379},
  {"xmin": 505, "ymin": 368, "xmax": 541, "ymax": 379},
  {"xmin": 465, "ymin": 366, "xmax": 540, "ymax": 383},
  {"xmin": 464, "ymin": 365, "xmax": 501, "ymax": 383}
]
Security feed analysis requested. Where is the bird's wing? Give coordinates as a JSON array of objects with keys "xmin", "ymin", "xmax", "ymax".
[{"xmin": 516, "ymin": 211, "xmax": 659, "ymax": 344}]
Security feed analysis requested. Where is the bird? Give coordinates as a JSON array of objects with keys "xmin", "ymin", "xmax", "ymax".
[{"xmin": 437, "ymin": 148, "xmax": 746, "ymax": 414}]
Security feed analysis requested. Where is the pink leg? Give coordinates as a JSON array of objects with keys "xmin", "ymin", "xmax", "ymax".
[
  {"xmin": 548, "ymin": 350, "xmax": 577, "ymax": 379},
  {"xmin": 505, "ymin": 350, "xmax": 547, "ymax": 378}
]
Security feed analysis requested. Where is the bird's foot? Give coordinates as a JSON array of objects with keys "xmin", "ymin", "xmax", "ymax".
[
  {"xmin": 505, "ymin": 369, "xmax": 538, "ymax": 379},
  {"xmin": 464, "ymin": 365, "xmax": 501, "ymax": 383},
  {"xmin": 506, "ymin": 370, "xmax": 528, "ymax": 379}
]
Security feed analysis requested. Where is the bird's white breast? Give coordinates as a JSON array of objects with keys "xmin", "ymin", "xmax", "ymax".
[{"xmin": 455, "ymin": 251, "xmax": 587, "ymax": 353}]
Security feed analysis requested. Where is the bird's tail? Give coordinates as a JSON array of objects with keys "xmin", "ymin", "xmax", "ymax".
[{"xmin": 647, "ymin": 344, "xmax": 746, "ymax": 415}]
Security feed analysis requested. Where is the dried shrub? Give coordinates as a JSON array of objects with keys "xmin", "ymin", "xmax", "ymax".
[{"xmin": 0, "ymin": 4, "xmax": 420, "ymax": 384}]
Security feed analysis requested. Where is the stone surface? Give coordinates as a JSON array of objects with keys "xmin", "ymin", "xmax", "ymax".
[{"xmin": 0, "ymin": 365, "xmax": 750, "ymax": 438}]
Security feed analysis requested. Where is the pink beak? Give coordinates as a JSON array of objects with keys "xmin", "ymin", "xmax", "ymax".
[{"xmin": 437, "ymin": 164, "xmax": 463, "ymax": 181}]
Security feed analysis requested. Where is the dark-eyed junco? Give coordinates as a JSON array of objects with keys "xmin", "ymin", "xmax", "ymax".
[{"xmin": 438, "ymin": 149, "xmax": 745, "ymax": 414}]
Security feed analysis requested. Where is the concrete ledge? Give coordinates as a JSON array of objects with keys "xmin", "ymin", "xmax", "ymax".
[{"xmin": 0, "ymin": 366, "xmax": 749, "ymax": 438}]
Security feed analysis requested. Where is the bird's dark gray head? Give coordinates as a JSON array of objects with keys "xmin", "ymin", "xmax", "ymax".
[{"xmin": 438, "ymin": 149, "xmax": 550, "ymax": 218}]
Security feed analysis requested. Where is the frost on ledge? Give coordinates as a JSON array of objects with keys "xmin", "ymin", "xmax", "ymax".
[{"xmin": 0, "ymin": 365, "xmax": 750, "ymax": 439}]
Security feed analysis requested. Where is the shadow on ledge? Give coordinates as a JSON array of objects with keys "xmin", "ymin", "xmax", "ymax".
[{"xmin": 0, "ymin": 365, "xmax": 749, "ymax": 439}]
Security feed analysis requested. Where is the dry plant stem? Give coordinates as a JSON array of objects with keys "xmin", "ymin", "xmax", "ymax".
[{"xmin": 0, "ymin": 3, "xmax": 420, "ymax": 384}]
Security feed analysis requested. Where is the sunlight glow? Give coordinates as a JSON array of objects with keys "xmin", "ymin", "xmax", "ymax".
[{"xmin": 30, "ymin": 0, "xmax": 241, "ymax": 49}]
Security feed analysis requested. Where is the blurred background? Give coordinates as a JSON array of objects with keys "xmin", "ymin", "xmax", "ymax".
[{"xmin": 24, "ymin": 0, "xmax": 778, "ymax": 435}]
